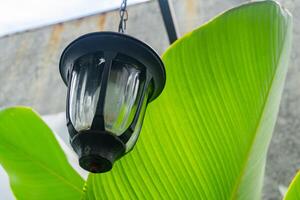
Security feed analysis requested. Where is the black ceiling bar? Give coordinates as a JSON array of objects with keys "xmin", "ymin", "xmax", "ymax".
[{"xmin": 158, "ymin": 0, "xmax": 179, "ymax": 44}]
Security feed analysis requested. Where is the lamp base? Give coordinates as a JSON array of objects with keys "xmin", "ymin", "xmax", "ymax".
[
  {"xmin": 79, "ymin": 154, "xmax": 112, "ymax": 173},
  {"xmin": 71, "ymin": 131, "xmax": 125, "ymax": 173}
]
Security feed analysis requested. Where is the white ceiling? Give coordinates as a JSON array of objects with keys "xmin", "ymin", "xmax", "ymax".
[{"xmin": 0, "ymin": 0, "xmax": 148, "ymax": 37}]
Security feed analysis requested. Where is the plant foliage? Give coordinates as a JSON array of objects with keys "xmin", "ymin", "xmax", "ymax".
[
  {"xmin": 0, "ymin": 107, "xmax": 84, "ymax": 200},
  {"xmin": 0, "ymin": 1, "xmax": 292, "ymax": 200},
  {"xmin": 284, "ymin": 171, "xmax": 300, "ymax": 200},
  {"xmin": 84, "ymin": 1, "xmax": 292, "ymax": 199}
]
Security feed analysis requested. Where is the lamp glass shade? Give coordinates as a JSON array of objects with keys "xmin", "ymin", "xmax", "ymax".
[
  {"xmin": 69, "ymin": 53, "xmax": 104, "ymax": 131},
  {"xmin": 125, "ymin": 86, "xmax": 150, "ymax": 151},
  {"xmin": 69, "ymin": 53, "xmax": 144, "ymax": 135},
  {"xmin": 104, "ymin": 60, "xmax": 141, "ymax": 135}
]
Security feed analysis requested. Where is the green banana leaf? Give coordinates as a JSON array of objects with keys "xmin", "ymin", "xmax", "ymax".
[
  {"xmin": 0, "ymin": 107, "xmax": 84, "ymax": 200},
  {"xmin": 84, "ymin": 1, "xmax": 292, "ymax": 200},
  {"xmin": 0, "ymin": 1, "xmax": 293, "ymax": 200},
  {"xmin": 284, "ymin": 171, "xmax": 300, "ymax": 200}
]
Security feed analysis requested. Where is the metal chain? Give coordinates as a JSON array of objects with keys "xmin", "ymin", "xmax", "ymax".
[{"xmin": 118, "ymin": 0, "xmax": 128, "ymax": 33}]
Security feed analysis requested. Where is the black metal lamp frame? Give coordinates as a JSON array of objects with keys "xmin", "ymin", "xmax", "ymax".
[{"xmin": 59, "ymin": 32, "xmax": 165, "ymax": 173}]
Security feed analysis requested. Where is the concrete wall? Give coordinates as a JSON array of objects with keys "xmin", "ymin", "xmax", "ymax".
[{"xmin": 0, "ymin": 0, "xmax": 299, "ymax": 199}]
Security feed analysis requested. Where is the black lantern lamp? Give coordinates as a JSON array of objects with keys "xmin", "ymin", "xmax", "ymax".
[
  {"xmin": 59, "ymin": 31, "xmax": 165, "ymax": 173},
  {"xmin": 59, "ymin": 0, "xmax": 178, "ymax": 173}
]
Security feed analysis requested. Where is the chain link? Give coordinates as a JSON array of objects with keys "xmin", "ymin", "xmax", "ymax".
[{"xmin": 118, "ymin": 0, "xmax": 128, "ymax": 33}]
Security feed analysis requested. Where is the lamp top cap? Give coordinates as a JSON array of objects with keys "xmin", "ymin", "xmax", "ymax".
[{"xmin": 59, "ymin": 31, "xmax": 166, "ymax": 102}]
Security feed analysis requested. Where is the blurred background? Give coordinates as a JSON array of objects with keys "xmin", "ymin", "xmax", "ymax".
[{"xmin": 0, "ymin": 0, "xmax": 299, "ymax": 199}]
